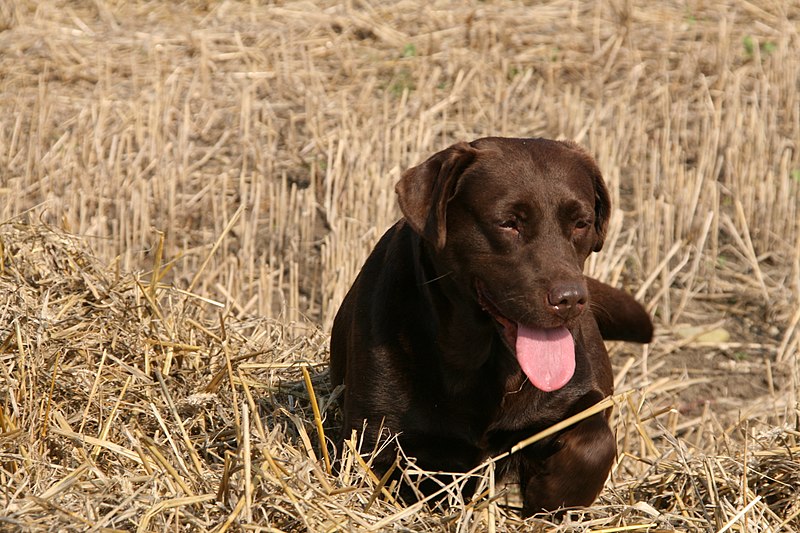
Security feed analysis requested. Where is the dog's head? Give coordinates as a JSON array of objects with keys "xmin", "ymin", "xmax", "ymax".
[
  {"xmin": 396, "ymin": 137, "xmax": 609, "ymax": 255},
  {"xmin": 395, "ymin": 137, "xmax": 611, "ymax": 391}
]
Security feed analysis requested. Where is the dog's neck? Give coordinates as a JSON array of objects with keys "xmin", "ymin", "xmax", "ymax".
[{"xmin": 412, "ymin": 235, "xmax": 503, "ymax": 380}]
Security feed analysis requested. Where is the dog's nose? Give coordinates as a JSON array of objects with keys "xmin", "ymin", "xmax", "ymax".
[{"xmin": 547, "ymin": 281, "xmax": 587, "ymax": 320}]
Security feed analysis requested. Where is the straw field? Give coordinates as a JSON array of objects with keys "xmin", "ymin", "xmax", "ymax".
[{"xmin": 1, "ymin": 0, "xmax": 799, "ymax": 530}]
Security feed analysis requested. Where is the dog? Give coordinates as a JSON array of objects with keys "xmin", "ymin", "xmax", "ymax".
[{"xmin": 330, "ymin": 137, "xmax": 653, "ymax": 515}]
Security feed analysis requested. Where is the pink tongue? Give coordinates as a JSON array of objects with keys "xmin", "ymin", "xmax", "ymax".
[{"xmin": 515, "ymin": 325, "xmax": 575, "ymax": 392}]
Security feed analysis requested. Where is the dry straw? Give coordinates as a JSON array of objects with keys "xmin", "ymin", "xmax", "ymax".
[{"xmin": 1, "ymin": 0, "xmax": 799, "ymax": 531}]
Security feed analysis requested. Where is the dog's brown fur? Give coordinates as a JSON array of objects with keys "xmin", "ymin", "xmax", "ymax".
[{"xmin": 330, "ymin": 137, "xmax": 653, "ymax": 515}]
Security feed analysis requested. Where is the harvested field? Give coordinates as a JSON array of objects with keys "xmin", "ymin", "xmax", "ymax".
[{"xmin": 1, "ymin": 0, "xmax": 799, "ymax": 531}]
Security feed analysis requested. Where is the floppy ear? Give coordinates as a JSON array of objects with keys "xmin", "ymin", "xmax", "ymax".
[
  {"xmin": 591, "ymin": 170, "xmax": 610, "ymax": 252},
  {"xmin": 395, "ymin": 142, "xmax": 478, "ymax": 250},
  {"xmin": 558, "ymin": 140, "xmax": 610, "ymax": 252}
]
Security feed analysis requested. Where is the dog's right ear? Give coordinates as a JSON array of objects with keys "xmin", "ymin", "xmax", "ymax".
[{"xmin": 395, "ymin": 142, "xmax": 478, "ymax": 251}]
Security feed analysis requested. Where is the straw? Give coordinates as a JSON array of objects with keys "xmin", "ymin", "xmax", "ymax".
[{"xmin": 1, "ymin": 0, "xmax": 799, "ymax": 530}]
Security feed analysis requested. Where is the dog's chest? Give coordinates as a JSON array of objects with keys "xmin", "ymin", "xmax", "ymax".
[{"xmin": 485, "ymin": 340, "xmax": 607, "ymax": 434}]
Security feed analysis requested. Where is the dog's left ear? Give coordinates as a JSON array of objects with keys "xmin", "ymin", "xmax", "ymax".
[
  {"xmin": 395, "ymin": 142, "xmax": 479, "ymax": 250},
  {"xmin": 591, "ymin": 169, "xmax": 610, "ymax": 252},
  {"xmin": 558, "ymin": 140, "xmax": 610, "ymax": 252}
]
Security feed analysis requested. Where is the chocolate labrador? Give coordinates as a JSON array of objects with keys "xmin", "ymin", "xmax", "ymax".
[{"xmin": 329, "ymin": 137, "xmax": 653, "ymax": 515}]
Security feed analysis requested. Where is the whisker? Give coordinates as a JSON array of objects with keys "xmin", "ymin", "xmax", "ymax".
[{"xmin": 421, "ymin": 270, "xmax": 453, "ymax": 285}]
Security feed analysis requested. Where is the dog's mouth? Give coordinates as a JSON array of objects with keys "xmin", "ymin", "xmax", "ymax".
[{"xmin": 476, "ymin": 281, "xmax": 575, "ymax": 392}]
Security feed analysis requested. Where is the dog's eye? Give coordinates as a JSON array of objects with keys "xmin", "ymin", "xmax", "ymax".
[
  {"xmin": 575, "ymin": 220, "xmax": 591, "ymax": 230},
  {"xmin": 499, "ymin": 219, "xmax": 519, "ymax": 232}
]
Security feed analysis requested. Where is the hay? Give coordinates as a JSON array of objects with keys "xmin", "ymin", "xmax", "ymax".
[
  {"xmin": 2, "ymin": 221, "xmax": 798, "ymax": 531},
  {"xmin": 1, "ymin": 0, "xmax": 799, "ymax": 530}
]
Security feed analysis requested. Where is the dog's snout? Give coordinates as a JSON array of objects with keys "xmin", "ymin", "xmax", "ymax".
[{"xmin": 547, "ymin": 281, "xmax": 587, "ymax": 320}]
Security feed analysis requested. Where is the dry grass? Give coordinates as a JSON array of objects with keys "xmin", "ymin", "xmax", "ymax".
[{"xmin": 1, "ymin": 0, "xmax": 799, "ymax": 530}]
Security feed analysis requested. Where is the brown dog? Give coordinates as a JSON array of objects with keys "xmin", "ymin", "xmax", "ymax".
[{"xmin": 330, "ymin": 137, "xmax": 652, "ymax": 515}]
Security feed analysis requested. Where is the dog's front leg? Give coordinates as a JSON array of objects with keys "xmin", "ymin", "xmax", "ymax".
[{"xmin": 519, "ymin": 413, "xmax": 616, "ymax": 516}]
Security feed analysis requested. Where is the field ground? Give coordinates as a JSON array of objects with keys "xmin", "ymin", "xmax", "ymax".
[{"xmin": 1, "ymin": 0, "xmax": 799, "ymax": 531}]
